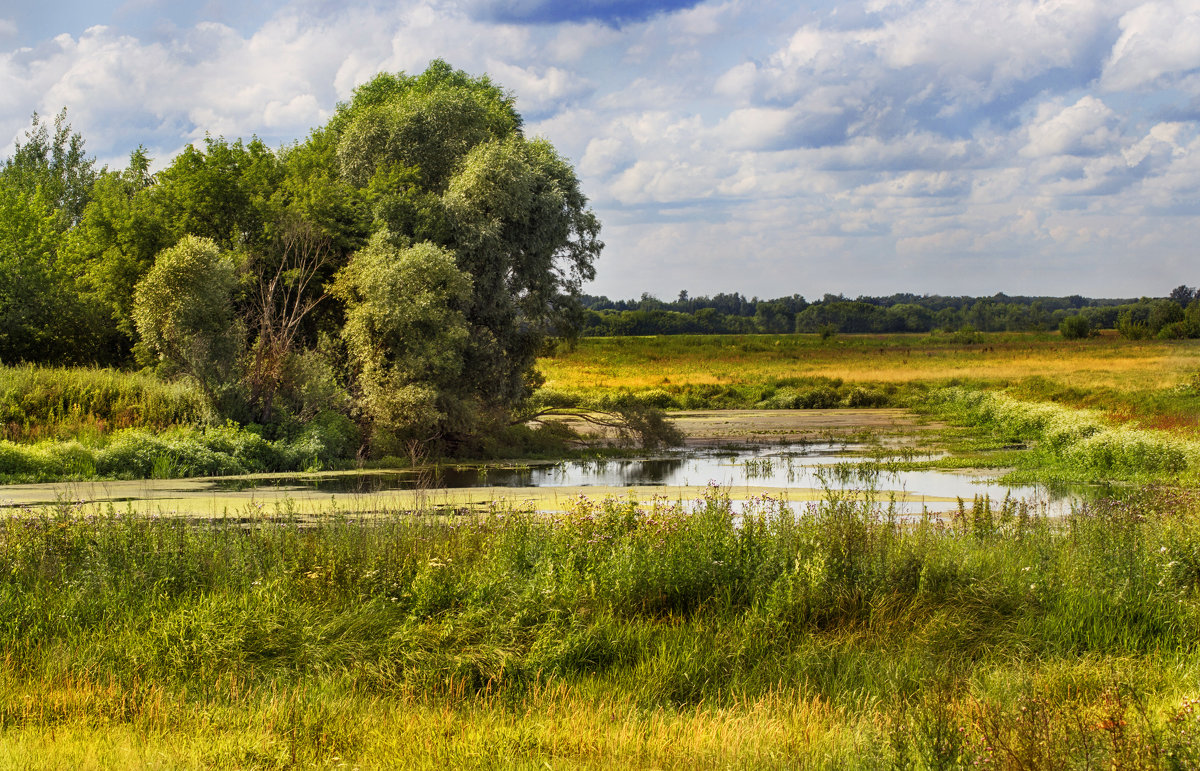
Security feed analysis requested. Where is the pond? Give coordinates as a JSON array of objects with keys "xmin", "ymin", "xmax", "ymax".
[
  {"xmin": 217, "ymin": 441, "xmax": 1087, "ymax": 516},
  {"xmin": 0, "ymin": 441, "xmax": 1093, "ymax": 517}
]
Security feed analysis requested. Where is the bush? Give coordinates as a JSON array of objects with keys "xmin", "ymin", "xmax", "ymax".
[{"xmin": 1059, "ymin": 315, "xmax": 1091, "ymax": 340}]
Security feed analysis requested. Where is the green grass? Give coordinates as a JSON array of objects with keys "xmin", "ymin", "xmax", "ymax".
[
  {"xmin": 0, "ymin": 364, "xmax": 211, "ymax": 442},
  {"xmin": 3, "ymin": 487, "xmax": 1200, "ymax": 766}
]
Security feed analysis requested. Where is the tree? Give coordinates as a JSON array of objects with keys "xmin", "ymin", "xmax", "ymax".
[
  {"xmin": 244, "ymin": 216, "xmax": 333, "ymax": 422},
  {"xmin": 67, "ymin": 147, "xmax": 171, "ymax": 359},
  {"xmin": 132, "ymin": 236, "xmax": 244, "ymax": 406},
  {"xmin": 3, "ymin": 109, "xmax": 96, "ymax": 228},
  {"xmin": 443, "ymin": 136, "xmax": 601, "ymax": 410},
  {"xmin": 1059, "ymin": 314, "xmax": 1091, "ymax": 340},
  {"xmin": 332, "ymin": 233, "xmax": 473, "ymax": 453},
  {"xmin": 1169, "ymin": 285, "xmax": 1196, "ymax": 307},
  {"xmin": 0, "ymin": 183, "xmax": 74, "ymax": 363},
  {"xmin": 328, "ymin": 62, "xmax": 602, "ymax": 437},
  {"xmin": 0, "ymin": 111, "xmax": 107, "ymax": 363}
]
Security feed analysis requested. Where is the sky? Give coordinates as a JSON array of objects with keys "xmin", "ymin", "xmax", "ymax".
[{"xmin": 2, "ymin": 0, "xmax": 1200, "ymax": 300}]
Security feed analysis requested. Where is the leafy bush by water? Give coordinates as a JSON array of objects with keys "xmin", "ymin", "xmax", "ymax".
[{"xmin": 0, "ymin": 415, "xmax": 357, "ymax": 482}]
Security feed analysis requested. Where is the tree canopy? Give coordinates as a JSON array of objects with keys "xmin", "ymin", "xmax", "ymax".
[{"xmin": 4, "ymin": 61, "xmax": 603, "ymax": 453}]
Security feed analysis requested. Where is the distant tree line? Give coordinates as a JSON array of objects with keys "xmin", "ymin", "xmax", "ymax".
[{"xmin": 577, "ymin": 290, "xmax": 1200, "ymax": 339}]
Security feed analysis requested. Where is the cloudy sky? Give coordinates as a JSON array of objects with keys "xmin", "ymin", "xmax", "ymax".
[{"xmin": 3, "ymin": 0, "xmax": 1199, "ymax": 300}]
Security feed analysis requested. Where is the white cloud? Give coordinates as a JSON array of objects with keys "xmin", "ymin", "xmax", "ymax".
[
  {"xmin": 1, "ymin": 0, "xmax": 1198, "ymax": 298},
  {"xmin": 1103, "ymin": 0, "xmax": 1200, "ymax": 90},
  {"xmin": 1022, "ymin": 96, "xmax": 1119, "ymax": 157},
  {"xmin": 485, "ymin": 60, "xmax": 587, "ymax": 113}
]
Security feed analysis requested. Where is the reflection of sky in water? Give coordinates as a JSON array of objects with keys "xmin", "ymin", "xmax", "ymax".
[
  {"xmin": 411, "ymin": 443, "xmax": 1082, "ymax": 515},
  {"xmin": 0, "ymin": 443, "xmax": 1090, "ymax": 516}
]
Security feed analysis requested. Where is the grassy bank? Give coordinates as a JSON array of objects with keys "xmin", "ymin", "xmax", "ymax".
[
  {"xmin": 3, "ymin": 488, "xmax": 1200, "ymax": 767},
  {"xmin": 6, "ymin": 333, "xmax": 1200, "ymax": 484}
]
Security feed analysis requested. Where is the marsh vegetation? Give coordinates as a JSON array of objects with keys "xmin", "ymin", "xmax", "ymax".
[{"xmin": 4, "ymin": 485, "xmax": 1200, "ymax": 767}]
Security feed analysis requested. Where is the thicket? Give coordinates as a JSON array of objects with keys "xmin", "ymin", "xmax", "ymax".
[{"xmin": 4, "ymin": 488, "xmax": 1200, "ymax": 765}]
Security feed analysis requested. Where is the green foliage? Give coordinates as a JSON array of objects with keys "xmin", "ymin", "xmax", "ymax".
[
  {"xmin": 0, "ymin": 182, "xmax": 83, "ymax": 363},
  {"xmin": 2, "ymin": 109, "xmax": 96, "ymax": 228},
  {"xmin": 133, "ymin": 236, "xmax": 245, "ymax": 407},
  {"xmin": 333, "ymin": 234, "xmax": 473, "ymax": 450},
  {"xmin": 1059, "ymin": 313, "xmax": 1092, "ymax": 339},
  {"xmin": 0, "ymin": 418, "xmax": 356, "ymax": 482},
  {"xmin": 445, "ymin": 136, "xmax": 601, "ymax": 409},
  {"xmin": 0, "ymin": 111, "xmax": 106, "ymax": 364},
  {"xmin": 4, "ymin": 63, "xmax": 602, "ymax": 454}
]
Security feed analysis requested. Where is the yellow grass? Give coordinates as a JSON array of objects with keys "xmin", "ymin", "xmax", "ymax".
[
  {"xmin": 0, "ymin": 669, "xmax": 866, "ymax": 769},
  {"xmin": 539, "ymin": 333, "xmax": 1200, "ymax": 393}
]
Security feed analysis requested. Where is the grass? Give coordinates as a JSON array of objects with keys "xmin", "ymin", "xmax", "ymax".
[
  {"xmin": 0, "ymin": 364, "xmax": 211, "ymax": 443},
  {"xmin": 538, "ymin": 332, "xmax": 1200, "ymax": 430},
  {"xmin": 3, "ymin": 486, "xmax": 1200, "ymax": 767}
]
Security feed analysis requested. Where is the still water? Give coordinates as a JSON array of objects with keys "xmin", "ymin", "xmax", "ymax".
[
  {"xmin": 217, "ymin": 442, "xmax": 1087, "ymax": 515},
  {"xmin": 0, "ymin": 443, "xmax": 1092, "ymax": 516}
]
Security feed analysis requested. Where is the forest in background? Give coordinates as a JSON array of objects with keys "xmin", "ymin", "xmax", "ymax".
[{"xmin": 578, "ymin": 287, "xmax": 1200, "ymax": 338}]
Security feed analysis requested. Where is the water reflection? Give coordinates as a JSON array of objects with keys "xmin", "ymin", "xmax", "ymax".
[{"xmin": 212, "ymin": 442, "xmax": 1088, "ymax": 515}]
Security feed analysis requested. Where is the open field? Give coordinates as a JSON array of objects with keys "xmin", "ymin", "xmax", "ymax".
[
  {"xmin": 539, "ymin": 333, "xmax": 1200, "ymax": 432},
  {"xmin": 541, "ymin": 332, "xmax": 1199, "ymax": 392}
]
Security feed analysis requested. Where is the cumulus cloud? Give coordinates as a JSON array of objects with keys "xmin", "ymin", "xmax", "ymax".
[
  {"xmin": 1022, "ymin": 96, "xmax": 1120, "ymax": 157},
  {"xmin": 1103, "ymin": 0, "xmax": 1200, "ymax": 91},
  {"xmin": 2, "ymin": 0, "xmax": 1199, "ymax": 298}
]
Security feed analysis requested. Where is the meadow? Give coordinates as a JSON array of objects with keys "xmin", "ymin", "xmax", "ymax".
[
  {"xmin": 5, "ymin": 331, "xmax": 1200, "ymax": 767},
  {"xmin": 540, "ymin": 332, "xmax": 1200, "ymax": 430},
  {"xmin": 4, "ymin": 488, "xmax": 1200, "ymax": 768}
]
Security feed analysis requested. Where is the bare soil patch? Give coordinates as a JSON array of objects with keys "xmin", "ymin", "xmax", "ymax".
[{"xmin": 552, "ymin": 407, "xmax": 936, "ymax": 446}]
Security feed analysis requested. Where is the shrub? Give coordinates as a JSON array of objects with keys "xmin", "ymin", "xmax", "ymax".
[{"xmin": 1059, "ymin": 315, "xmax": 1091, "ymax": 340}]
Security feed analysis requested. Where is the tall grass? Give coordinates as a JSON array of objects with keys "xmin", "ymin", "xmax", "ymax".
[
  {"xmin": 3, "ymin": 487, "xmax": 1200, "ymax": 766},
  {"xmin": 929, "ymin": 387, "xmax": 1200, "ymax": 478},
  {"xmin": 0, "ymin": 418, "xmax": 358, "ymax": 483},
  {"xmin": 0, "ymin": 364, "xmax": 210, "ymax": 442}
]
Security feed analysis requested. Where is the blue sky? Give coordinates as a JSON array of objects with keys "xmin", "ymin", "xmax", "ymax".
[{"xmin": 3, "ymin": 0, "xmax": 1200, "ymax": 299}]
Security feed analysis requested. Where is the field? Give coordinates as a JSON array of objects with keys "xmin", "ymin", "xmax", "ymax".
[
  {"xmin": 541, "ymin": 332, "xmax": 1200, "ymax": 431},
  {"xmin": 5, "ymin": 332, "xmax": 1200, "ymax": 768}
]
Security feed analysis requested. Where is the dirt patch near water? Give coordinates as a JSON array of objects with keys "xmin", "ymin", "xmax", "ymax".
[{"xmin": 551, "ymin": 407, "xmax": 937, "ymax": 446}]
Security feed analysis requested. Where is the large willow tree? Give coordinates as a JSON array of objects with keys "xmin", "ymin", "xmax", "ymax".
[{"xmin": 329, "ymin": 62, "xmax": 601, "ymax": 434}]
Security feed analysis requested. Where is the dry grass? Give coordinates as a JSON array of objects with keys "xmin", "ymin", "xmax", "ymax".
[{"xmin": 540, "ymin": 333, "xmax": 1200, "ymax": 392}]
